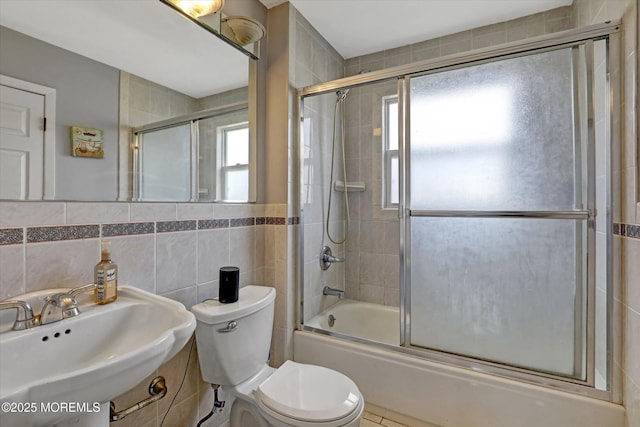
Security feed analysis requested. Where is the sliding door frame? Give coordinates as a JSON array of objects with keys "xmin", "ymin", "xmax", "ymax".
[{"xmin": 296, "ymin": 22, "xmax": 620, "ymax": 402}]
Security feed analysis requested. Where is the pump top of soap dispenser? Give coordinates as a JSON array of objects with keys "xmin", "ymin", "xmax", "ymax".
[{"xmin": 101, "ymin": 241, "xmax": 112, "ymax": 260}]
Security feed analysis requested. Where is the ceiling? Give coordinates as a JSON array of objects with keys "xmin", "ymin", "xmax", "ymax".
[{"xmin": 260, "ymin": 0, "xmax": 574, "ymax": 58}]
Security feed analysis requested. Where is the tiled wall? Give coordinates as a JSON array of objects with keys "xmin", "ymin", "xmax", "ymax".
[
  {"xmin": 342, "ymin": 79, "xmax": 400, "ymax": 307},
  {"xmin": 291, "ymin": 6, "xmax": 347, "ymax": 322},
  {"xmin": 571, "ymin": 0, "xmax": 639, "ymax": 424},
  {"xmin": 344, "ymin": 7, "xmax": 574, "ymax": 76},
  {"xmin": 0, "ymin": 200, "xmax": 289, "ymax": 427}
]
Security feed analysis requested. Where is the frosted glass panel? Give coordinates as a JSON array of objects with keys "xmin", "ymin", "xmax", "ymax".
[
  {"xmin": 410, "ymin": 48, "xmax": 582, "ymax": 211},
  {"xmin": 225, "ymin": 168, "xmax": 248, "ymax": 201},
  {"xmin": 410, "ymin": 217, "xmax": 586, "ymax": 378},
  {"xmin": 139, "ymin": 124, "xmax": 191, "ymax": 201}
]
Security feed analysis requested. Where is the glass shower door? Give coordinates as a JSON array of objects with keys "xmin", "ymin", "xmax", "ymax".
[
  {"xmin": 135, "ymin": 123, "xmax": 194, "ymax": 201},
  {"xmin": 406, "ymin": 46, "xmax": 592, "ymax": 380}
]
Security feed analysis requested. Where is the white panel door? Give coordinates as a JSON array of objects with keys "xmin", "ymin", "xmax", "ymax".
[{"xmin": 0, "ymin": 84, "xmax": 45, "ymax": 199}]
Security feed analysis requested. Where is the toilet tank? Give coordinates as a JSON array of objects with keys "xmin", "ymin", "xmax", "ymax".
[{"xmin": 191, "ymin": 285, "xmax": 276, "ymax": 386}]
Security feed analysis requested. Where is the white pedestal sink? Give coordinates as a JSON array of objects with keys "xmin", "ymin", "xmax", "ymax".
[{"xmin": 0, "ymin": 286, "xmax": 196, "ymax": 427}]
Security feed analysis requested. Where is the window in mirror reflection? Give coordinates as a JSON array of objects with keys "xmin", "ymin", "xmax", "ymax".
[
  {"xmin": 133, "ymin": 105, "xmax": 250, "ymax": 202},
  {"xmin": 218, "ymin": 123, "xmax": 249, "ymax": 201}
]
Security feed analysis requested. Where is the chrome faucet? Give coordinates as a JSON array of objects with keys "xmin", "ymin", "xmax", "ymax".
[
  {"xmin": 0, "ymin": 300, "xmax": 39, "ymax": 330},
  {"xmin": 320, "ymin": 246, "xmax": 345, "ymax": 271},
  {"xmin": 69, "ymin": 283, "xmax": 97, "ymax": 297},
  {"xmin": 39, "ymin": 284, "xmax": 98, "ymax": 325},
  {"xmin": 1, "ymin": 284, "xmax": 100, "ymax": 331},
  {"xmin": 39, "ymin": 293, "xmax": 80, "ymax": 325},
  {"xmin": 323, "ymin": 286, "xmax": 345, "ymax": 299}
]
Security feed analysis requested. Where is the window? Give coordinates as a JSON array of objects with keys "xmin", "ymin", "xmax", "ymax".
[
  {"xmin": 383, "ymin": 95, "xmax": 399, "ymax": 208},
  {"xmin": 217, "ymin": 122, "xmax": 249, "ymax": 201}
]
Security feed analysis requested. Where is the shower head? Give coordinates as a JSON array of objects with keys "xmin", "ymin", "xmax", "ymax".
[
  {"xmin": 336, "ymin": 88, "xmax": 349, "ymax": 101},
  {"xmin": 335, "ymin": 71, "xmax": 367, "ymax": 101}
]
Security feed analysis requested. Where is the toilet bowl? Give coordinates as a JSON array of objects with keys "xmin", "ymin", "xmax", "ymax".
[{"xmin": 191, "ymin": 286, "xmax": 364, "ymax": 427}]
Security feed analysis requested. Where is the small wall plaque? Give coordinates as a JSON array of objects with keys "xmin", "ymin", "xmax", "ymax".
[{"xmin": 71, "ymin": 126, "xmax": 104, "ymax": 158}]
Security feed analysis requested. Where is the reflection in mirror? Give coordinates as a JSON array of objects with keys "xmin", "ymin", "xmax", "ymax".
[
  {"xmin": 0, "ymin": 0, "xmax": 256, "ymax": 202},
  {"xmin": 160, "ymin": 0, "xmax": 265, "ymax": 59},
  {"xmin": 132, "ymin": 103, "xmax": 249, "ymax": 202}
]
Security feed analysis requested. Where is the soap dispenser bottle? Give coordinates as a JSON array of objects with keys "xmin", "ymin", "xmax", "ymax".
[{"xmin": 94, "ymin": 241, "xmax": 117, "ymax": 304}]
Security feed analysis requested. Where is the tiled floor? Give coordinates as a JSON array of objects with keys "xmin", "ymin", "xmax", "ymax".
[{"xmin": 361, "ymin": 411, "xmax": 409, "ymax": 427}]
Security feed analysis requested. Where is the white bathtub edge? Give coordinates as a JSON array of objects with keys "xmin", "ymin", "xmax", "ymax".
[{"xmin": 293, "ymin": 330, "xmax": 625, "ymax": 427}]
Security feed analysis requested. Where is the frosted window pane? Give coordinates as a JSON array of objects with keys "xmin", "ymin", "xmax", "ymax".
[
  {"xmin": 225, "ymin": 168, "xmax": 248, "ymax": 201},
  {"xmin": 390, "ymin": 155, "xmax": 399, "ymax": 204},
  {"xmin": 139, "ymin": 124, "xmax": 191, "ymax": 201},
  {"xmin": 410, "ymin": 217, "xmax": 586, "ymax": 378},
  {"xmin": 410, "ymin": 48, "xmax": 582, "ymax": 211}
]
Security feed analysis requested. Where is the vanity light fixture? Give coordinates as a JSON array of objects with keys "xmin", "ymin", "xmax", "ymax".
[
  {"xmin": 160, "ymin": 0, "xmax": 263, "ymax": 59},
  {"xmin": 170, "ymin": 0, "xmax": 225, "ymax": 18}
]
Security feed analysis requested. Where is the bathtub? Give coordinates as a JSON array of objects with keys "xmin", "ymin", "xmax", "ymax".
[
  {"xmin": 305, "ymin": 299, "xmax": 399, "ymax": 345},
  {"xmin": 295, "ymin": 301, "xmax": 624, "ymax": 427}
]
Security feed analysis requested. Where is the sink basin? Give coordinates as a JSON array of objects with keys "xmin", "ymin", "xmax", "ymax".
[{"xmin": 0, "ymin": 286, "xmax": 196, "ymax": 427}]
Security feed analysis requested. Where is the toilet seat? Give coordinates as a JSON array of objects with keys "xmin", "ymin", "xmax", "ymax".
[{"xmin": 254, "ymin": 361, "xmax": 362, "ymax": 425}]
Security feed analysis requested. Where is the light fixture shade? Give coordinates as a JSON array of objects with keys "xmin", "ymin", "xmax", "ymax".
[
  {"xmin": 223, "ymin": 16, "xmax": 265, "ymax": 46},
  {"xmin": 175, "ymin": 0, "xmax": 225, "ymax": 18}
]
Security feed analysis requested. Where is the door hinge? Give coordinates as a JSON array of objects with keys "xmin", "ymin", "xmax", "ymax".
[{"xmin": 43, "ymin": 117, "xmax": 47, "ymax": 132}]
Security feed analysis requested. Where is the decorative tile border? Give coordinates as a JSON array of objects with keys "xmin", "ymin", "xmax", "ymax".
[
  {"xmin": 198, "ymin": 219, "xmax": 230, "ymax": 230},
  {"xmin": 230, "ymin": 217, "xmax": 255, "ymax": 227},
  {"xmin": 613, "ymin": 223, "xmax": 640, "ymax": 239},
  {"xmin": 0, "ymin": 228, "xmax": 23, "ymax": 245},
  {"xmin": 288, "ymin": 216, "xmax": 300, "ymax": 225},
  {"xmin": 259, "ymin": 217, "xmax": 285, "ymax": 225},
  {"xmin": 0, "ymin": 215, "xmax": 298, "ymax": 245},
  {"xmin": 156, "ymin": 220, "xmax": 197, "ymax": 233},
  {"xmin": 102, "ymin": 222, "xmax": 155, "ymax": 237},
  {"xmin": 27, "ymin": 225, "xmax": 100, "ymax": 243}
]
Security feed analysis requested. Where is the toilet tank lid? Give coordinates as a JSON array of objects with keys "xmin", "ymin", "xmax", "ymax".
[{"xmin": 191, "ymin": 285, "xmax": 275, "ymax": 324}]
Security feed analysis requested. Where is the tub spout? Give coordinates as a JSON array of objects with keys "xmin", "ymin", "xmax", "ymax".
[{"xmin": 323, "ymin": 286, "xmax": 345, "ymax": 299}]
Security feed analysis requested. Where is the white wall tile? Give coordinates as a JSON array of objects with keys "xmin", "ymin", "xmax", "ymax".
[
  {"xmin": 625, "ymin": 305, "xmax": 640, "ymax": 394},
  {"xmin": 108, "ymin": 235, "xmax": 155, "ymax": 293},
  {"xmin": 177, "ymin": 203, "xmax": 214, "ymax": 220},
  {"xmin": 160, "ymin": 286, "xmax": 197, "ymax": 310},
  {"xmin": 0, "ymin": 202, "xmax": 65, "ymax": 227},
  {"xmin": 155, "ymin": 231, "xmax": 197, "ymax": 293},
  {"xmin": 229, "ymin": 227, "xmax": 256, "ymax": 274},
  {"xmin": 0, "ymin": 244, "xmax": 24, "ymax": 299},
  {"xmin": 130, "ymin": 203, "xmax": 176, "ymax": 222},
  {"xmin": 66, "ymin": 202, "xmax": 129, "ymax": 224},
  {"xmin": 197, "ymin": 280, "xmax": 218, "ymax": 302},
  {"xmin": 25, "ymin": 239, "xmax": 98, "ymax": 292},
  {"xmin": 197, "ymin": 229, "xmax": 230, "ymax": 284}
]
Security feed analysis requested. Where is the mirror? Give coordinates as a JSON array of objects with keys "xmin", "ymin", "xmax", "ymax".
[
  {"xmin": 0, "ymin": 0, "xmax": 257, "ymax": 202},
  {"xmin": 160, "ymin": 0, "xmax": 264, "ymax": 60}
]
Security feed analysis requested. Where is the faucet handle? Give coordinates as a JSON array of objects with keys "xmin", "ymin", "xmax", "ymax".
[
  {"xmin": 320, "ymin": 246, "xmax": 346, "ymax": 271},
  {"xmin": 40, "ymin": 293, "xmax": 80, "ymax": 324},
  {"xmin": 0, "ymin": 300, "xmax": 39, "ymax": 330}
]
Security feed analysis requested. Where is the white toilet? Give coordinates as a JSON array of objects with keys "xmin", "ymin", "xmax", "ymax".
[{"xmin": 191, "ymin": 285, "xmax": 364, "ymax": 427}]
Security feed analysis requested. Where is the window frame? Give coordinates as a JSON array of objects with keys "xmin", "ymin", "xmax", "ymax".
[
  {"xmin": 383, "ymin": 95, "xmax": 399, "ymax": 209},
  {"xmin": 217, "ymin": 121, "xmax": 250, "ymax": 201}
]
